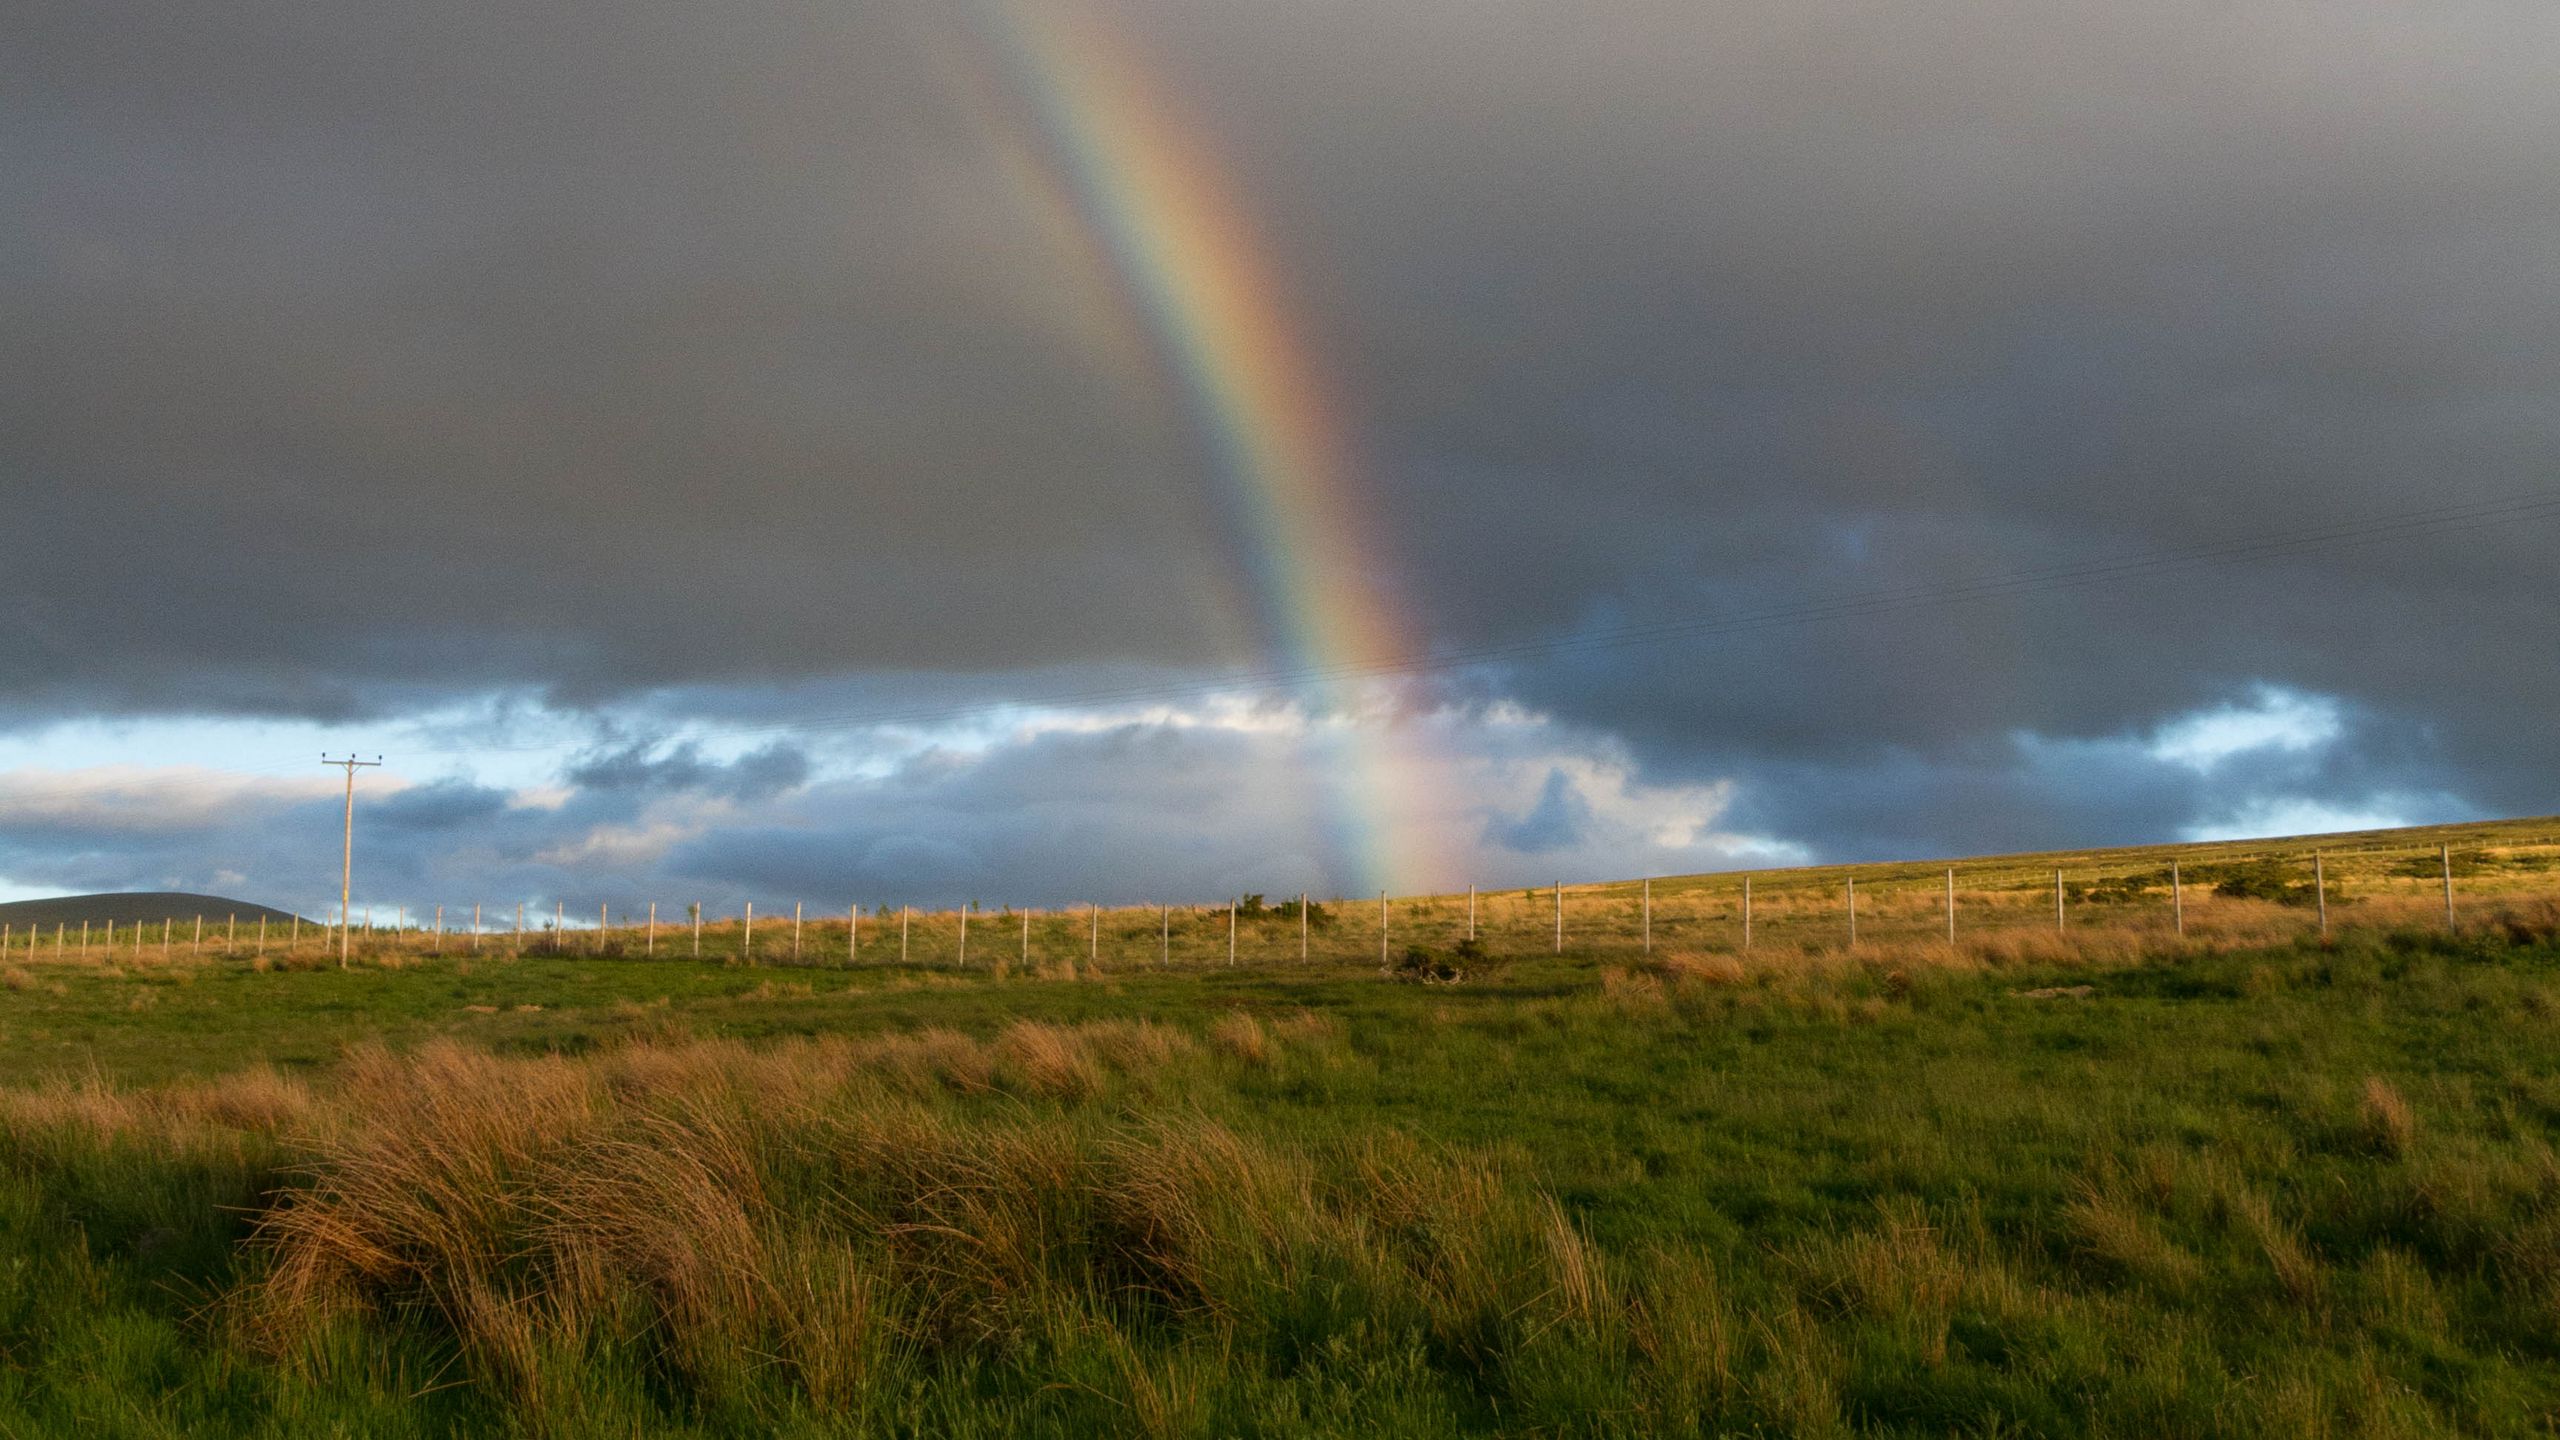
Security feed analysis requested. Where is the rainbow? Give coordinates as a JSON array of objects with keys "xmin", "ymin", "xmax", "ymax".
[{"xmin": 947, "ymin": 1, "xmax": 1457, "ymax": 897}]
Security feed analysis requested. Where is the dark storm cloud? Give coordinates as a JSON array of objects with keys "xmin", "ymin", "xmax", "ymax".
[
  {"xmin": 566, "ymin": 741, "xmax": 811, "ymax": 801},
  {"xmin": 5, "ymin": 0, "xmax": 2557, "ymax": 865},
  {"xmin": 373, "ymin": 781, "xmax": 512, "ymax": 833}
]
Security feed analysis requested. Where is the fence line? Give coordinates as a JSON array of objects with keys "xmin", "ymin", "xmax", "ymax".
[{"xmin": 7, "ymin": 834, "xmax": 2553, "ymax": 972}]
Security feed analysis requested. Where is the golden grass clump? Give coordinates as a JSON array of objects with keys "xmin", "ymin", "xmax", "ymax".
[
  {"xmin": 245, "ymin": 1041, "xmax": 601, "ymax": 1348},
  {"xmin": 997, "ymin": 1020, "xmax": 1105, "ymax": 1100},
  {"xmin": 1079, "ymin": 1018, "xmax": 1197, "ymax": 1071},
  {"xmin": 2225, "ymin": 1185, "xmax": 2323, "ymax": 1305},
  {"xmin": 2359, "ymin": 1076, "xmax": 2418, "ymax": 1158},
  {"xmin": 1208, "ymin": 1011, "xmax": 1272, "ymax": 1066},
  {"xmin": 1648, "ymin": 951, "xmax": 1748, "ymax": 986},
  {"xmin": 2063, "ymin": 1173, "xmax": 2201, "ymax": 1294}
]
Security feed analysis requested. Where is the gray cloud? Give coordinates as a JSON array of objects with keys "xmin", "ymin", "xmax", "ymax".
[
  {"xmin": 4, "ymin": 0, "xmax": 2555, "ymax": 877},
  {"xmin": 566, "ymin": 741, "xmax": 812, "ymax": 801},
  {"xmin": 1484, "ymin": 769, "xmax": 1594, "ymax": 856}
]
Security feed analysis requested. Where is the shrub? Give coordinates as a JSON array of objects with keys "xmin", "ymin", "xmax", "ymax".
[
  {"xmin": 1391, "ymin": 937, "xmax": 1504, "ymax": 984},
  {"xmin": 1392, "ymin": 946, "xmax": 1462, "ymax": 983},
  {"xmin": 2198, "ymin": 860, "xmax": 2329, "ymax": 908},
  {"xmin": 1272, "ymin": 896, "xmax": 1334, "ymax": 929},
  {"xmin": 2068, "ymin": 870, "xmax": 2166, "ymax": 905}
]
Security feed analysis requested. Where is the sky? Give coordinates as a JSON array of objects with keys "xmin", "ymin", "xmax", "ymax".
[{"xmin": 4, "ymin": 0, "xmax": 2556, "ymax": 919}]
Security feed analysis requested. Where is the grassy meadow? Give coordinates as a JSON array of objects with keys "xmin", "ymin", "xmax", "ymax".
[{"xmin": 3, "ymin": 818, "xmax": 2560, "ymax": 1435}]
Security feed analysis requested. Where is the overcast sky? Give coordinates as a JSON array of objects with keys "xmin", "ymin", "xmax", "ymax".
[{"xmin": 5, "ymin": 0, "xmax": 2556, "ymax": 917}]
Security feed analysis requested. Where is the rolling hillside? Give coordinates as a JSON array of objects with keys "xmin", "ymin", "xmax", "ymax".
[{"xmin": 0, "ymin": 892, "xmax": 306, "ymax": 930}]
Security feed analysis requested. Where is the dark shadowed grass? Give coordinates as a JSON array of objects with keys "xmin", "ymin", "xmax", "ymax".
[{"xmin": 3, "ymin": 920, "xmax": 2560, "ymax": 1434}]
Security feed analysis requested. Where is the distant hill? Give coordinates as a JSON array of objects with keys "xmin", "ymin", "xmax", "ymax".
[{"xmin": 0, "ymin": 893, "xmax": 309, "ymax": 929}]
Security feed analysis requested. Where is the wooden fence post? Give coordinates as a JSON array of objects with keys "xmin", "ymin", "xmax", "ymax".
[
  {"xmin": 2314, "ymin": 853, "xmax": 2328, "ymax": 937},
  {"xmin": 2171, "ymin": 862, "xmax": 2184, "ymax": 936},
  {"xmin": 1845, "ymin": 878, "xmax": 1856, "ymax": 948},
  {"xmin": 2441, "ymin": 844, "xmax": 2456, "ymax": 929}
]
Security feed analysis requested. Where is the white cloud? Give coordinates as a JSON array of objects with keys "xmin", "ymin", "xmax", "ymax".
[
  {"xmin": 2180, "ymin": 798, "xmax": 2417, "ymax": 843},
  {"xmin": 2148, "ymin": 686, "xmax": 2343, "ymax": 772},
  {"xmin": 0, "ymin": 766, "xmax": 353, "ymax": 831}
]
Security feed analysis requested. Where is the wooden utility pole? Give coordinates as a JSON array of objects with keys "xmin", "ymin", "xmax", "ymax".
[{"xmin": 320, "ymin": 754, "xmax": 381, "ymax": 969}]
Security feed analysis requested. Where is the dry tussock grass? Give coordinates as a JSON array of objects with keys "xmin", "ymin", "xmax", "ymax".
[
  {"xmin": 207, "ymin": 1012, "xmax": 1382, "ymax": 1384},
  {"xmin": 0, "ymin": 1065, "xmax": 318, "ymax": 1152},
  {"xmin": 2224, "ymin": 1185, "xmax": 2323, "ymax": 1305},
  {"xmin": 1208, "ymin": 1012, "xmax": 1271, "ymax": 1065},
  {"xmin": 2063, "ymin": 1169, "xmax": 2201, "ymax": 1294},
  {"xmin": 2359, "ymin": 1077, "xmax": 2418, "ymax": 1158},
  {"xmin": 1649, "ymin": 951, "xmax": 1748, "ymax": 985},
  {"xmin": 998, "ymin": 1020, "xmax": 1105, "ymax": 1099},
  {"xmin": 1791, "ymin": 1198, "xmax": 1967, "ymax": 1367}
]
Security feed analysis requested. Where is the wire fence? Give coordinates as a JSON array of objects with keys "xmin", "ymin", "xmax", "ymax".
[{"xmin": 7, "ymin": 829, "xmax": 2556, "ymax": 974}]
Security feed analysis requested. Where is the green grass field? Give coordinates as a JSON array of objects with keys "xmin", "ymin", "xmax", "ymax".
[{"xmin": 4, "ymin": 819, "xmax": 2560, "ymax": 1435}]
